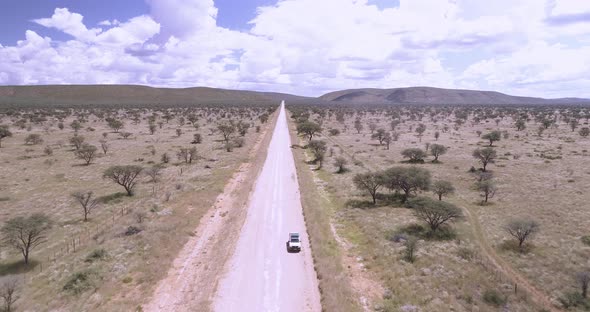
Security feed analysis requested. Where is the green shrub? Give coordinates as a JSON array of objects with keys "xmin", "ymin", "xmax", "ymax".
[
  {"xmin": 457, "ymin": 247, "xmax": 476, "ymax": 261},
  {"xmin": 558, "ymin": 291, "xmax": 589, "ymax": 309},
  {"xmin": 482, "ymin": 289, "xmax": 506, "ymax": 307},
  {"xmin": 85, "ymin": 249, "xmax": 107, "ymax": 263},
  {"xmin": 63, "ymin": 270, "xmax": 97, "ymax": 294},
  {"xmin": 581, "ymin": 235, "xmax": 590, "ymax": 246}
]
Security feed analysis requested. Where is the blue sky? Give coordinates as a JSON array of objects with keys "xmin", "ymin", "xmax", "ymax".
[
  {"xmin": 0, "ymin": 0, "xmax": 272, "ymax": 44},
  {"xmin": 1, "ymin": 0, "xmax": 589, "ymax": 98}
]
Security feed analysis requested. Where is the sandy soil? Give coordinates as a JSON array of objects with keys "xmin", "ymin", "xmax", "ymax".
[{"xmin": 213, "ymin": 102, "xmax": 321, "ymax": 312}]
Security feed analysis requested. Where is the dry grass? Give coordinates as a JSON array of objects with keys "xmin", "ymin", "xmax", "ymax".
[
  {"xmin": 0, "ymin": 108, "xmax": 274, "ymax": 311},
  {"xmin": 287, "ymin": 114, "xmax": 361, "ymax": 312},
  {"xmin": 289, "ymin": 108, "xmax": 590, "ymax": 311}
]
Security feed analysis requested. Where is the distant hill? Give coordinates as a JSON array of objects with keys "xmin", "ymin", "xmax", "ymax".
[
  {"xmin": 319, "ymin": 87, "xmax": 590, "ymax": 105},
  {"xmin": 0, "ymin": 85, "xmax": 588, "ymax": 108},
  {"xmin": 0, "ymin": 85, "xmax": 312, "ymax": 108}
]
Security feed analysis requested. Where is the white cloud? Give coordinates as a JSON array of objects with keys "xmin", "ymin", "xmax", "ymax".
[
  {"xmin": 95, "ymin": 15, "xmax": 160, "ymax": 46},
  {"xmin": 98, "ymin": 19, "xmax": 121, "ymax": 27},
  {"xmin": 33, "ymin": 8, "xmax": 101, "ymax": 42},
  {"xmin": 0, "ymin": 0, "xmax": 589, "ymax": 98},
  {"xmin": 146, "ymin": 0, "xmax": 218, "ymax": 39}
]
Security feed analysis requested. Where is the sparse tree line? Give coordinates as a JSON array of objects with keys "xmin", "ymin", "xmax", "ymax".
[
  {"xmin": 0, "ymin": 104, "xmax": 278, "ymax": 309},
  {"xmin": 287, "ymin": 103, "xmax": 590, "ymax": 308}
]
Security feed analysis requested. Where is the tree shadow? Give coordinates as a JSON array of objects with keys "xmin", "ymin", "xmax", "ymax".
[
  {"xmin": 400, "ymin": 159, "xmax": 425, "ymax": 164},
  {"xmin": 392, "ymin": 223, "xmax": 457, "ymax": 241},
  {"xmin": 345, "ymin": 199, "xmax": 377, "ymax": 209},
  {"xmin": 96, "ymin": 192, "xmax": 127, "ymax": 204},
  {"xmin": 499, "ymin": 240, "xmax": 534, "ymax": 254},
  {"xmin": 346, "ymin": 193, "xmax": 406, "ymax": 209},
  {"xmin": 0, "ymin": 259, "xmax": 39, "ymax": 277}
]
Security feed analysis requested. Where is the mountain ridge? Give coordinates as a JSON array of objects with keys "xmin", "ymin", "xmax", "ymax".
[
  {"xmin": 0, "ymin": 85, "xmax": 588, "ymax": 108},
  {"xmin": 319, "ymin": 86, "xmax": 589, "ymax": 105}
]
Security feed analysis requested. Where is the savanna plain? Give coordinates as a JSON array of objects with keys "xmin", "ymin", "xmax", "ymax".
[
  {"xmin": 0, "ymin": 101, "xmax": 275, "ymax": 311},
  {"xmin": 0, "ymin": 97, "xmax": 590, "ymax": 312}
]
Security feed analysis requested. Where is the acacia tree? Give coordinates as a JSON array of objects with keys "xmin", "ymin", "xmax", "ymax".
[
  {"xmin": 148, "ymin": 122, "xmax": 157, "ymax": 135},
  {"xmin": 504, "ymin": 218, "xmax": 539, "ymax": 251},
  {"xmin": 369, "ymin": 122, "xmax": 377, "ymax": 134},
  {"xmin": 24, "ymin": 134, "xmax": 43, "ymax": 145},
  {"xmin": 432, "ymin": 180, "xmax": 455, "ymax": 200},
  {"xmin": 415, "ymin": 123, "xmax": 426, "ymax": 142},
  {"xmin": 308, "ymin": 140, "xmax": 327, "ymax": 169},
  {"xmin": 99, "ymin": 140, "xmax": 109, "ymax": 154},
  {"xmin": 0, "ymin": 125, "xmax": 12, "ymax": 148},
  {"xmin": 297, "ymin": 121, "xmax": 322, "ymax": 141},
  {"xmin": 70, "ymin": 120, "xmax": 82, "ymax": 132},
  {"xmin": 382, "ymin": 167, "xmax": 431, "ymax": 202},
  {"xmin": 383, "ymin": 132, "xmax": 392, "ymax": 150},
  {"xmin": 482, "ymin": 130, "xmax": 501, "ymax": 146},
  {"xmin": 429, "ymin": 144, "xmax": 447, "ymax": 162},
  {"xmin": 75, "ymin": 143, "xmax": 98, "ymax": 165},
  {"xmin": 218, "ymin": 121, "xmax": 236, "ymax": 144},
  {"xmin": 1, "ymin": 213, "xmax": 52, "ymax": 265},
  {"xmin": 103, "ymin": 165, "xmax": 143, "ymax": 196},
  {"xmin": 353, "ymin": 172, "xmax": 384, "ymax": 204},
  {"xmin": 407, "ymin": 197, "xmax": 462, "ymax": 233},
  {"xmin": 515, "ymin": 119, "xmax": 526, "ymax": 131},
  {"xmin": 401, "ymin": 148, "xmax": 427, "ymax": 163},
  {"xmin": 569, "ymin": 120, "xmax": 579, "ymax": 132},
  {"xmin": 0, "ymin": 275, "xmax": 20, "ymax": 312},
  {"xmin": 354, "ymin": 119, "xmax": 363, "ymax": 134},
  {"xmin": 577, "ymin": 271, "xmax": 590, "ymax": 299},
  {"xmin": 403, "ymin": 236, "xmax": 418, "ymax": 263},
  {"xmin": 72, "ymin": 191, "xmax": 99, "ymax": 222},
  {"xmin": 106, "ymin": 118, "xmax": 124, "ymax": 133},
  {"xmin": 472, "ymin": 147, "xmax": 497, "ymax": 171},
  {"xmin": 333, "ymin": 157, "xmax": 347, "ymax": 173},
  {"xmin": 145, "ymin": 165, "xmax": 163, "ymax": 182},
  {"xmin": 476, "ymin": 179, "xmax": 497, "ymax": 204},
  {"xmin": 177, "ymin": 147, "xmax": 198, "ymax": 164},
  {"xmin": 371, "ymin": 128, "xmax": 387, "ymax": 145},
  {"xmin": 69, "ymin": 135, "xmax": 85, "ymax": 150}
]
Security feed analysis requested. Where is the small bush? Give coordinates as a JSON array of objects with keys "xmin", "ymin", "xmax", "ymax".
[
  {"xmin": 125, "ymin": 226, "xmax": 142, "ymax": 236},
  {"xmin": 328, "ymin": 129, "xmax": 340, "ymax": 136},
  {"xmin": 457, "ymin": 247, "xmax": 476, "ymax": 261},
  {"xmin": 581, "ymin": 235, "xmax": 590, "ymax": 246},
  {"xmin": 482, "ymin": 289, "xmax": 506, "ymax": 307},
  {"xmin": 558, "ymin": 291, "xmax": 589, "ymax": 309},
  {"xmin": 63, "ymin": 270, "xmax": 97, "ymax": 294},
  {"xmin": 403, "ymin": 236, "xmax": 418, "ymax": 263},
  {"xmin": 85, "ymin": 249, "xmax": 108, "ymax": 263}
]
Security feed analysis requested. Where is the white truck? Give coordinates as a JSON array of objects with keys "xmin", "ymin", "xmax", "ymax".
[{"xmin": 286, "ymin": 232, "xmax": 301, "ymax": 252}]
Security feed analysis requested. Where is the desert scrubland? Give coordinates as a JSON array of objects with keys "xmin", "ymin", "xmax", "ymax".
[{"xmin": 288, "ymin": 103, "xmax": 590, "ymax": 312}]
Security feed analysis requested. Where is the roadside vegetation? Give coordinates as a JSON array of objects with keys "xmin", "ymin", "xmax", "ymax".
[
  {"xmin": 288, "ymin": 103, "xmax": 590, "ymax": 311},
  {"xmin": 0, "ymin": 103, "xmax": 276, "ymax": 311}
]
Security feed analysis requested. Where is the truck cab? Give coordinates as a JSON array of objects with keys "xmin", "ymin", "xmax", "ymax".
[{"xmin": 287, "ymin": 232, "xmax": 301, "ymax": 252}]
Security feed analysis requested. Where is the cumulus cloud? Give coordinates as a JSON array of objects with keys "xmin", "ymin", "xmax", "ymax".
[
  {"xmin": 95, "ymin": 15, "xmax": 161, "ymax": 46},
  {"xmin": 146, "ymin": 0, "xmax": 218, "ymax": 39},
  {"xmin": 0, "ymin": 0, "xmax": 589, "ymax": 98},
  {"xmin": 33, "ymin": 8, "xmax": 102, "ymax": 42}
]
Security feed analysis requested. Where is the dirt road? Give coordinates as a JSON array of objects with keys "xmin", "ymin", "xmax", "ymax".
[
  {"xmin": 144, "ymin": 107, "xmax": 278, "ymax": 312},
  {"xmin": 214, "ymin": 102, "xmax": 321, "ymax": 312}
]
